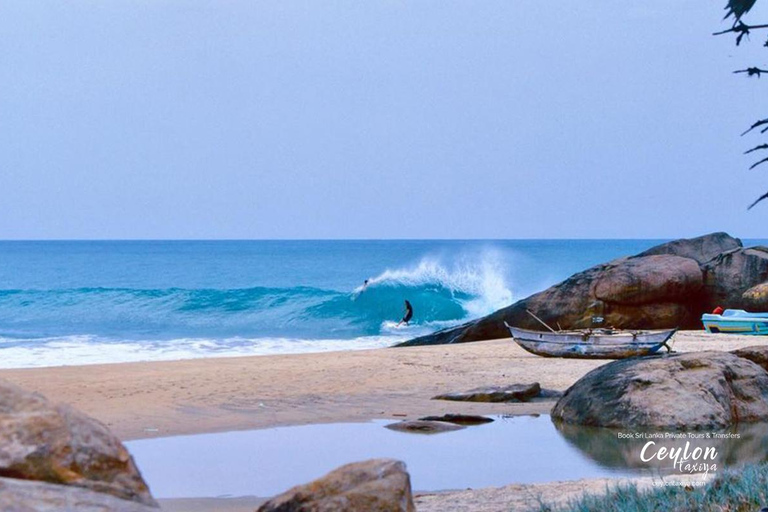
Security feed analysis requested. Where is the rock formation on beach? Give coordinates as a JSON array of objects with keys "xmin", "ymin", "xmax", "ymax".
[
  {"xmin": 385, "ymin": 420, "xmax": 465, "ymax": 434},
  {"xmin": 431, "ymin": 383, "xmax": 542, "ymax": 403},
  {"xmin": 0, "ymin": 477, "xmax": 159, "ymax": 512},
  {"xmin": 551, "ymin": 350, "xmax": 768, "ymax": 429},
  {"xmin": 257, "ymin": 458, "xmax": 416, "ymax": 512},
  {"xmin": 399, "ymin": 232, "xmax": 768, "ymax": 346},
  {"xmin": 0, "ymin": 378, "xmax": 158, "ymax": 510}
]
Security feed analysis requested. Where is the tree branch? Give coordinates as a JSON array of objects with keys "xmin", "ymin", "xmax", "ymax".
[
  {"xmin": 745, "ymin": 144, "xmax": 768, "ymax": 154},
  {"xmin": 713, "ymin": 21, "xmax": 768, "ymax": 36},
  {"xmin": 748, "ymin": 190, "xmax": 768, "ymax": 209},
  {"xmin": 749, "ymin": 156, "xmax": 768, "ymax": 169},
  {"xmin": 742, "ymin": 118, "xmax": 768, "ymax": 135},
  {"xmin": 735, "ymin": 67, "xmax": 768, "ymax": 76}
]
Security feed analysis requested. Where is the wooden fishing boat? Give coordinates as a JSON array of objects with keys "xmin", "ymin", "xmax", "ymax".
[
  {"xmin": 702, "ymin": 309, "xmax": 768, "ymax": 335},
  {"xmin": 504, "ymin": 323, "xmax": 676, "ymax": 359}
]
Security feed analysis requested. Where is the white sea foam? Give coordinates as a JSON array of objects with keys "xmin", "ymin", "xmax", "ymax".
[
  {"xmin": 0, "ymin": 248, "xmax": 516, "ymax": 369},
  {"xmin": 359, "ymin": 249, "xmax": 514, "ymax": 317},
  {"xmin": 0, "ymin": 335, "xmax": 399, "ymax": 369}
]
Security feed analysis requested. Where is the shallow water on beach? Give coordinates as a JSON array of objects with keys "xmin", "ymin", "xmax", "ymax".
[{"xmin": 126, "ymin": 415, "xmax": 768, "ymax": 499}]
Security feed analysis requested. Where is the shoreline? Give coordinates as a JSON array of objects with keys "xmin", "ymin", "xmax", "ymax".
[
  {"xmin": 0, "ymin": 331, "xmax": 763, "ymax": 441},
  {"xmin": 0, "ymin": 332, "xmax": 763, "ymax": 511},
  {"xmin": 157, "ymin": 473, "xmax": 712, "ymax": 512}
]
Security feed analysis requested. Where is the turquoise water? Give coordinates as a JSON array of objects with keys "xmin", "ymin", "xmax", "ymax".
[{"xmin": 0, "ymin": 239, "xmax": 755, "ymax": 367}]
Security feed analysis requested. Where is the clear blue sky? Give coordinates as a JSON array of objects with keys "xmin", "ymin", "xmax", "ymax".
[{"xmin": 1, "ymin": 1, "xmax": 767, "ymax": 239}]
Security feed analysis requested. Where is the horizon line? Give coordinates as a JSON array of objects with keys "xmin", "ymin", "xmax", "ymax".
[{"xmin": 0, "ymin": 235, "xmax": 764, "ymax": 242}]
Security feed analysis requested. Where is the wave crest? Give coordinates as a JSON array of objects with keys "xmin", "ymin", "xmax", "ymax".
[
  {"xmin": 0, "ymin": 251, "xmax": 514, "ymax": 351},
  {"xmin": 357, "ymin": 250, "xmax": 513, "ymax": 318}
]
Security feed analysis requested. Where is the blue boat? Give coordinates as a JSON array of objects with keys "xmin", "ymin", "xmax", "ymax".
[{"xmin": 701, "ymin": 309, "xmax": 768, "ymax": 335}]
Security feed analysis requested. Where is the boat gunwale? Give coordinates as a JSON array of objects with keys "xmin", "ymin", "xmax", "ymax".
[{"xmin": 504, "ymin": 323, "xmax": 676, "ymax": 359}]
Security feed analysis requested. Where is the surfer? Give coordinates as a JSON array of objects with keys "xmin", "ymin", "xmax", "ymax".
[{"xmin": 397, "ymin": 300, "xmax": 413, "ymax": 327}]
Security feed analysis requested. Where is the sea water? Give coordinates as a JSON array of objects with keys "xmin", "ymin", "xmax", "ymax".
[{"xmin": 0, "ymin": 239, "xmax": 758, "ymax": 368}]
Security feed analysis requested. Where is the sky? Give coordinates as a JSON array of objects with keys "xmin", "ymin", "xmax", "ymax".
[{"xmin": 1, "ymin": 1, "xmax": 768, "ymax": 239}]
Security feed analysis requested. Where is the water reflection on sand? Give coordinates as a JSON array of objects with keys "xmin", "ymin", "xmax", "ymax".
[
  {"xmin": 555, "ymin": 420, "xmax": 768, "ymax": 473},
  {"xmin": 128, "ymin": 415, "xmax": 768, "ymax": 499}
]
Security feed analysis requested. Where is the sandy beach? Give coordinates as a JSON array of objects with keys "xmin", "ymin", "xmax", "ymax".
[
  {"xmin": 0, "ymin": 332, "xmax": 762, "ymax": 441},
  {"xmin": 0, "ymin": 331, "xmax": 762, "ymax": 511}
]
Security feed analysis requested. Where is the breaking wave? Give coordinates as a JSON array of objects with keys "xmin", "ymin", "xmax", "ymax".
[{"xmin": 0, "ymin": 251, "xmax": 513, "ymax": 367}]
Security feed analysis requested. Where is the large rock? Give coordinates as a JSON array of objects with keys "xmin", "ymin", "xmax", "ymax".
[
  {"xmin": 257, "ymin": 458, "xmax": 415, "ymax": 512},
  {"xmin": 742, "ymin": 282, "xmax": 768, "ymax": 309},
  {"xmin": 0, "ymin": 477, "xmax": 158, "ymax": 512},
  {"xmin": 703, "ymin": 247, "xmax": 768, "ymax": 309},
  {"xmin": 399, "ymin": 233, "xmax": 749, "ymax": 347},
  {"xmin": 418, "ymin": 414, "xmax": 494, "ymax": 425},
  {"xmin": 0, "ymin": 378, "xmax": 156, "ymax": 507},
  {"xmin": 592, "ymin": 255, "xmax": 702, "ymax": 306},
  {"xmin": 432, "ymin": 383, "xmax": 541, "ymax": 403},
  {"xmin": 385, "ymin": 420, "xmax": 465, "ymax": 434},
  {"xmin": 634, "ymin": 231, "xmax": 741, "ymax": 265},
  {"xmin": 732, "ymin": 345, "xmax": 768, "ymax": 373},
  {"xmin": 551, "ymin": 351, "xmax": 768, "ymax": 429}
]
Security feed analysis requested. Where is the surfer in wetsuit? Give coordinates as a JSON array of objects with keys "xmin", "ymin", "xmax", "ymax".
[{"xmin": 397, "ymin": 300, "xmax": 413, "ymax": 327}]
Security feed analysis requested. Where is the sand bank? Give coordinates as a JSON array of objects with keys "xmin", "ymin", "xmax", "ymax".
[
  {"xmin": 0, "ymin": 332, "xmax": 761, "ymax": 511},
  {"xmin": 0, "ymin": 332, "xmax": 763, "ymax": 441}
]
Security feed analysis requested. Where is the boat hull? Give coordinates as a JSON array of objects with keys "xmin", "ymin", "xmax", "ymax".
[
  {"xmin": 702, "ymin": 311, "xmax": 768, "ymax": 335},
  {"xmin": 505, "ymin": 324, "xmax": 676, "ymax": 360}
]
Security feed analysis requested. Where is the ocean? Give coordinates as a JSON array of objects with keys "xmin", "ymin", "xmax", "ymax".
[{"xmin": 0, "ymin": 239, "xmax": 755, "ymax": 369}]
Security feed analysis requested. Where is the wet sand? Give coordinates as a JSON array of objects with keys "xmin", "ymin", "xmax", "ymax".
[{"xmin": 0, "ymin": 331, "xmax": 761, "ymax": 511}]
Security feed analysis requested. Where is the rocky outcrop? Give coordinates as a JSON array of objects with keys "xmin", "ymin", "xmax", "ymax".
[
  {"xmin": 257, "ymin": 458, "xmax": 415, "ymax": 512},
  {"xmin": 742, "ymin": 281, "xmax": 768, "ymax": 309},
  {"xmin": 385, "ymin": 420, "xmax": 465, "ymax": 434},
  {"xmin": 0, "ymin": 378, "xmax": 156, "ymax": 507},
  {"xmin": 592, "ymin": 256, "xmax": 702, "ymax": 306},
  {"xmin": 399, "ymin": 233, "xmax": 759, "ymax": 346},
  {"xmin": 551, "ymin": 351, "xmax": 768, "ymax": 429},
  {"xmin": 732, "ymin": 345, "xmax": 768, "ymax": 373},
  {"xmin": 418, "ymin": 414, "xmax": 494, "ymax": 425},
  {"xmin": 703, "ymin": 247, "xmax": 768, "ymax": 309},
  {"xmin": 432, "ymin": 383, "xmax": 541, "ymax": 403},
  {"xmin": 0, "ymin": 477, "xmax": 158, "ymax": 512},
  {"xmin": 634, "ymin": 231, "xmax": 740, "ymax": 265}
]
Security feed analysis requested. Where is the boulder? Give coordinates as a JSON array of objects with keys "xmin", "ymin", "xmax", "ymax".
[
  {"xmin": 0, "ymin": 477, "xmax": 158, "ymax": 512},
  {"xmin": 703, "ymin": 247, "xmax": 768, "ymax": 309},
  {"xmin": 592, "ymin": 255, "xmax": 703, "ymax": 306},
  {"xmin": 732, "ymin": 345, "xmax": 768, "ymax": 373},
  {"xmin": 742, "ymin": 281, "xmax": 768, "ymax": 310},
  {"xmin": 401, "ymin": 255, "xmax": 706, "ymax": 345},
  {"xmin": 385, "ymin": 420, "xmax": 464, "ymax": 434},
  {"xmin": 432, "ymin": 383, "xmax": 541, "ymax": 403},
  {"xmin": 633, "ymin": 231, "xmax": 741, "ymax": 265},
  {"xmin": 551, "ymin": 351, "xmax": 768, "ymax": 429},
  {"xmin": 257, "ymin": 459, "xmax": 416, "ymax": 512},
  {"xmin": 418, "ymin": 414, "xmax": 494, "ymax": 425},
  {"xmin": 0, "ymin": 378, "xmax": 156, "ymax": 507},
  {"xmin": 398, "ymin": 233, "xmax": 755, "ymax": 347}
]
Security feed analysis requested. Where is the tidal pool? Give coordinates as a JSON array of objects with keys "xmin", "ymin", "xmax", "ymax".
[{"xmin": 126, "ymin": 415, "xmax": 768, "ymax": 499}]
